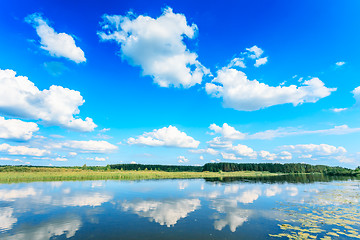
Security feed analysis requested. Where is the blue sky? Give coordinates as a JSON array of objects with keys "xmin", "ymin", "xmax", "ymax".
[{"xmin": 1, "ymin": 0, "xmax": 360, "ymax": 168}]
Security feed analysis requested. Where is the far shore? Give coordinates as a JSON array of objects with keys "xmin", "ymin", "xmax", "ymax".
[{"xmin": 0, "ymin": 167, "xmax": 285, "ymax": 183}]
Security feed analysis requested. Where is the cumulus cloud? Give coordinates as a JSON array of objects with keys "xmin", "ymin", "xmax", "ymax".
[
  {"xmin": 68, "ymin": 152, "xmax": 77, "ymax": 156},
  {"xmin": 98, "ymin": 7, "xmax": 210, "ymax": 88},
  {"xmin": 206, "ymin": 68, "xmax": 336, "ymax": 111},
  {"xmin": 177, "ymin": 156, "xmax": 189, "ymax": 163},
  {"xmin": 227, "ymin": 58, "xmax": 246, "ymax": 68},
  {"xmin": 213, "ymin": 124, "xmax": 360, "ymax": 141},
  {"xmin": 52, "ymin": 140, "xmax": 117, "ymax": 153},
  {"xmin": 331, "ymin": 108, "xmax": 348, "ymax": 113},
  {"xmin": 26, "ymin": 13, "xmax": 86, "ymax": 63},
  {"xmin": 258, "ymin": 150, "xmax": 292, "ymax": 161},
  {"xmin": 254, "ymin": 57, "xmax": 268, "ymax": 67},
  {"xmin": 0, "ymin": 117, "xmax": 39, "ymax": 141},
  {"xmin": 278, "ymin": 151, "xmax": 293, "ymax": 160},
  {"xmin": 128, "ymin": 125, "xmax": 200, "ymax": 148},
  {"xmin": 281, "ymin": 144, "xmax": 346, "ymax": 156},
  {"xmin": 230, "ymin": 144, "xmax": 257, "ymax": 159},
  {"xmin": 352, "ymin": 86, "xmax": 360, "ymax": 106},
  {"xmin": 246, "ymin": 46, "xmax": 264, "ymax": 59},
  {"xmin": 0, "ymin": 69, "xmax": 96, "ymax": 132},
  {"xmin": 209, "ymin": 123, "xmax": 246, "ymax": 140},
  {"xmin": 207, "ymin": 141, "xmax": 257, "ymax": 160},
  {"xmin": 207, "ymin": 137, "xmax": 232, "ymax": 149},
  {"xmin": 259, "ymin": 150, "xmax": 277, "ymax": 161},
  {"xmin": 86, "ymin": 156, "xmax": 107, "ymax": 161},
  {"xmin": 189, "ymin": 148, "xmax": 219, "ymax": 155},
  {"xmin": 335, "ymin": 61, "xmax": 346, "ymax": 67},
  {"xmin": 221, "ymin": 152, "xmax": 239, "ymax": 160},
  {"xmin": 0, "ymin": 143, "xmax": 49, "ymax": 156}
]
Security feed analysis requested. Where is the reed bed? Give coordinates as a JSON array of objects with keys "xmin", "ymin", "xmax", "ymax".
[{"xmin": 0, "ymin": 167, "xmax": 283, "ymax": 183}]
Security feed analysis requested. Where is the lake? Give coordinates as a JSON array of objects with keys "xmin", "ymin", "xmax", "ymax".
[{"xmin": 0, "ymin": 175, "xmax": 359, "ymax": 239}]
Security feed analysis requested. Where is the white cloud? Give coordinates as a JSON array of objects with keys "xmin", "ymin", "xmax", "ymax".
[
  {"xmin": 53, "ymin": 140, "xmax": 117, "ymax": 153},
  {"xmin": 189, "ymin": 148, "xmax": 219, "ymax": 155},
  {"xmin": 221, "ymin": 152, "xmax": 239, "ymax": 160},
  {"xmin": 207, "ymin": 137, "xmax": 232, "ymax": 149},
  {"xmin": 54, "ymin": 157, "xmax": 67, "ymax": 162},
  {"xmin": 259, "ymin": 150, "xmax": 292, "ymax": 161},
  {"xmin": 227, "ymin": 57, "xmax": 246, "ymax": 68},
  {"xmin": 121, "ymin": 198, "xmax": 200, "ymax": 227},
  {"xmin": 278, "ymin": 151, "xmax": 292, "ymax": 160},
  {"xmin": 68, "ymin": 152, "xmax": 77, "ymax": 156},
  {"xmin": 335, "ymin": 61, "xmax": 346, "ymax": 67},
  {"xmin": 231, "ymin": 144, "xmax": 257, "ymax": 159},
  {"xmin": 206, "ymin": 68, "xmax": 336, "ymax": 111},
  {"xmin": 0, "ymin": 143, "xmax": 49, "ymax": 156},
  {"xmin": 247, "ymin": 125, "xmax": 360, "ymax": 140},
  {"xmin": 0, "ymin": 117, "xmax": 39, "ymax": 141},
  {"xmin": 87, "ymin": 156, "xmax": 108, "ymax": 161},
  {"xmin": 281, "ymin": 144, "xmax": 346, "ymax": 156},
  {"xmin": 98, "ymin": 7, "xmax": 209, "ymax": 88},
  {"xmin": 26, "ymin": 13, "xmax": 86, "ymax": 63},
  {"xmin": 352, "ymin": 86, "xmax": 360, "ymax": 106},
  {"xmin": 209, "ymin": 123, "xmax": 246, "ymax": 140},
  {"xmin": 199, "ymin": 155, "xmax": 204, "ymax": 160},
  {"xmin": 246, "ymin": 45, "xmax": 263, "ymax": 59},
  {"xmin": 128, "ymin": 125, "xmax": 200, "ymax": 148},
  {"xmin": 332, "ymin": 155, "xmax": 355, "ymax": 163},
  {"xmin": 99, "ymin": 128, "xmax": 110, "ymax": 132},
  {"xmin": 254, "ymin": 57, "xmax": 268, "ymax": 67},
  {"xmin": 259, "ymin": 150, "xmax": 277, "ymax": 161},
  {"xmin": 95, "ymin": 157, "xmax": 106, "ymax": 161},
  {"xmin": 177, "ymin": 156, "xmax": 189, "ymax": 163},
  {"xmin": 331, "ymin": 108, "xmax": 348, "ymax": 112},
  {"xmin": 0, "ymin": 69, "xmax": 96, "ymax": 132}
]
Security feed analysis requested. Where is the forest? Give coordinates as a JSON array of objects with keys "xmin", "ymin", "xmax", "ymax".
[
  {"xmin": 0, "ymin": 163, "xmax": 359, "ymax": 176},
  {"xmin": 109, "ymin": 162, "xmax": 360, "ymax": 176}
]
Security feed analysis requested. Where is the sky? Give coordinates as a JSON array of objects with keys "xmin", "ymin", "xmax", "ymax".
[{"xmin": 1, "ymin": 0, "xmax": 360, "ymax": 168}]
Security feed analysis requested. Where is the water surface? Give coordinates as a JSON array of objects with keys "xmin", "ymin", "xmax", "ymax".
[{"xmin": 0, "ymin": 175, "xmax": 359, "ymax": 239}]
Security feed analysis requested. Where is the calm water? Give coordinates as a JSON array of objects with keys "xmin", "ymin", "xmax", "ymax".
[{"xmin": 0, "ymin": 176, "xmax": 359, "ymax": 239}]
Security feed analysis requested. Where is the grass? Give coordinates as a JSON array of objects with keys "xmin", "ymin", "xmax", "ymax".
[{"xmin": 0, "ymin": 167, "xmax": 284, "ymax": 183}]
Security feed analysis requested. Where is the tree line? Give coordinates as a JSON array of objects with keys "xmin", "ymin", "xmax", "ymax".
[
  {"xmin": 1, "ymin": 163, "xmax": 359, "ymax": 176},
  {"xmin": 202, "ymin": 162, "xmax": 360, "ymax": 176}
]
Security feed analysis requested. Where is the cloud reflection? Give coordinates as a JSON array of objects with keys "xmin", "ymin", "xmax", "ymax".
[
  {"xmin": 0, "ymin": 207, "xmax": 17, "ymax": 232},
  {"xmin": 0, "ymin": 187, "xmax": 38, "ymax": 201},
  {"xmin": 2, "ymin": 216, "xmax": 81, "ymax": 240},
  {"xmin": 122, "ymin": 198, "xmax": 201, "ymax": 227}
]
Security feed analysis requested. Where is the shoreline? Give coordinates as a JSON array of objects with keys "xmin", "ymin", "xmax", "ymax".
[{"xmin": 0, "ymin": 169, "xmax": 285, "ymax": 183}]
